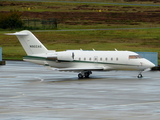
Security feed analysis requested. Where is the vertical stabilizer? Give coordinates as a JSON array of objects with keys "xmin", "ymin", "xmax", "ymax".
[{"xmin": 6, "ymin": 30, "xmax": 48, "ymax": 55}]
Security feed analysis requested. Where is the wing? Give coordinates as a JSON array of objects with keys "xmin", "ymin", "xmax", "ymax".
[
  {"xmin": 49, "ymin": 67, "xmax": 113, "ymax": 72},
  {"xmin": 56, "ymin": 67, "xmax": 104, "ymax": 72},
  {"xmin": 44, "ymin": 61, "xmax": 112, "ymax": 72}
]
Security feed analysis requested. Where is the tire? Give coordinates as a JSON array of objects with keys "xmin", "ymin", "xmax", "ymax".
[
  {"xmin": 84, "ymin": 72, "xmax": 89, "ymax": 78},
  {"xmin": 78, "ymin": 73, "xmax": 83, "ymax": 79},
  {"xmin": 137, "ymin": 74, "xmax": 143, "ymax": 78}
]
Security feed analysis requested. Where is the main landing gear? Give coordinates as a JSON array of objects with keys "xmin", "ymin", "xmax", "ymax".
[{"xmin": 78, "ymin": 71, "xmax": 92, "ymax": 79}]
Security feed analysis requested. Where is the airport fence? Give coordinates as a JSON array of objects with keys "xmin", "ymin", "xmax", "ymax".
[{"xmin": 23, "ymin": 18, "xmax": 58, "ymax": 30}]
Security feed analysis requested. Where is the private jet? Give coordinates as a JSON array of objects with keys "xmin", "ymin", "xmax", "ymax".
[{"xmin": 6, "ymin": 30, "xmax": 155, "ymax": 78}]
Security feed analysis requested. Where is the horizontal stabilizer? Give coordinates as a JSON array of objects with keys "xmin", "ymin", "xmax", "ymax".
[{"xmin": 5, "ymin": 32, "xmax": 28, "ymax": 36}]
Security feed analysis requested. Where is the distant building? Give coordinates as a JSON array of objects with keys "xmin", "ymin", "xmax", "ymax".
[
  {"xmin": 0, "ymin": 47, "xmax": 5, "ymax": 65},
  {"xmin": 0, "ymin": 47, "xmax": 2, "ymax": 61}
]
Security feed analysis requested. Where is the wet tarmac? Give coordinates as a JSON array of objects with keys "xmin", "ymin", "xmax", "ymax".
[{"xmin": 0, "ymin": 61, "xmax": 160, "ymax": 120}]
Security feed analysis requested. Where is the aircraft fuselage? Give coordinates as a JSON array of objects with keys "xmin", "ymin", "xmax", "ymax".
[{"xmin": 23, "ymin": 50, "xmax": 154, "ymax": 71}]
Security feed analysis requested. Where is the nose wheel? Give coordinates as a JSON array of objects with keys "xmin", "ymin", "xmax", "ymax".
[{"xmin": 137, "ymin": 74, "xmax": 143, "ymax": 78}]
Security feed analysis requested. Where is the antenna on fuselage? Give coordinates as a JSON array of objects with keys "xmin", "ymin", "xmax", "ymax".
[{"xmin": 115, "ymin": 48, "xmax": 118, "ymax": 51}]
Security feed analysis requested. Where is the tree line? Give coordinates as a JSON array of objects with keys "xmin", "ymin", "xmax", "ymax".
[
  {"xmin": 0, "ymin": 10, "xmax": 23, "ymax": 29},
  {"xmin": 0, "ymin": 10, "xmax": 57, "ymax": 30}
]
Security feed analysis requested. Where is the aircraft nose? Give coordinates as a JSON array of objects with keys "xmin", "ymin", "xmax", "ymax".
[
  {"xmin": 145, "ymin": 60, "xmax": 156, "ymax": 68},
  {"xmin": 149, "ymin": 62, "xmax": 156, "ymax": 68}
]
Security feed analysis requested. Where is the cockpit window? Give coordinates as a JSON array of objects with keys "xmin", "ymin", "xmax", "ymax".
[{"xmin": 129, "ymin": 55, "xmax": 142, "ymax": 59}]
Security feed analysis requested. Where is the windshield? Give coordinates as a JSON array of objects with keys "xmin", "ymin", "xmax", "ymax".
[{"xmin": 129, "ymin": 55, "xmax": 142, "ymax": 59}]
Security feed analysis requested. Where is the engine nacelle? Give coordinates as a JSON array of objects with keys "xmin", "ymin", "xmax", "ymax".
[{"xmin": 57, "ymin": 51, "xmax": 73, "ymax": 61}]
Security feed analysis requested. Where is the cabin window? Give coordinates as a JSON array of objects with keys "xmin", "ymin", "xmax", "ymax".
[
  {"xmin": 84, "ymin": 58, "xmax": 86, "ymax": 61},
  {"xmin": 111, "ymin": 58, "xmax": 113, "ymax": 61},
  {"xmin": 79, "ymin": 58, "xmax": 81, "ymax": 61},
  {"xmin": 105, "ymin": 58, "xmax": 108, "ymax": 61},
  {"xmin": 89, "ymin": 58, "xmax": 92, "ymax": 61},
  {"xmin": 100, "ymin": 58, "xmax": 102, "ymax": 61},
  {"xmin": 116, "ymin": 58, "xmax": 118, "ymax": 61}
]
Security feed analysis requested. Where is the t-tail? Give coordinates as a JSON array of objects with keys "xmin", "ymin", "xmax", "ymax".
[{"xmin": 6, "ymin": 30, "xmax": 48, "ymax": 55}]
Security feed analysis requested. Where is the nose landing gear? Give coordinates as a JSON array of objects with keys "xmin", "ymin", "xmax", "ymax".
[
  {"xmin": 137, "ymin": 73, "xmax": 143, "ymax": 78},
  {"xmin": 137, "ymin": 70, "xmax": 143, "ymax": 78}
]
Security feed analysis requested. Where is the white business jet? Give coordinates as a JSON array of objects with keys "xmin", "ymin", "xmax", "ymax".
[{"xmin": 6, "ymin": 30, "xmax": 155, "ymax": 78}]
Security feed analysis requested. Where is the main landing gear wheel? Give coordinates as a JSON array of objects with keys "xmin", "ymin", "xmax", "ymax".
[
  {"xmin": 137, "ymin": 74, "xmax": 143, "ymax": 78},
  {"xmin": 78, "ymin": 73, "xmax": 83, "ymax": 79},
  {"xmin": 78, "ymin": 71, "xmax": 92, "ymax": 79},
  {"xmin": 84, "ymin": 72, "xmax": 90, "ymax": 78}
]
